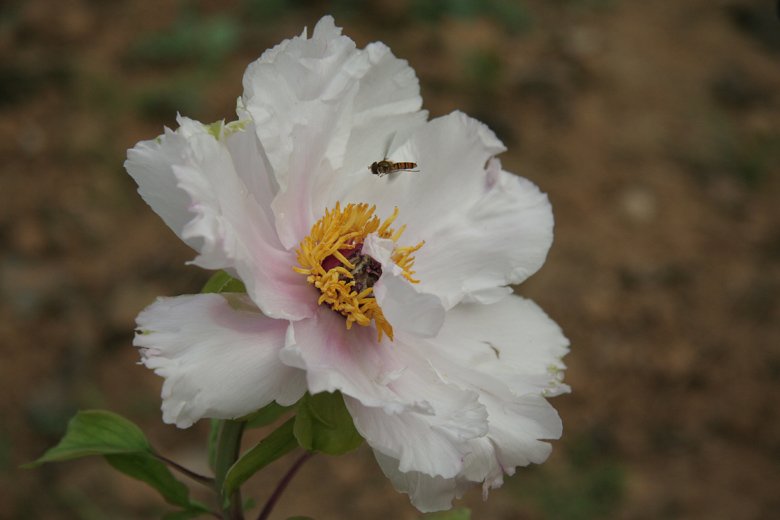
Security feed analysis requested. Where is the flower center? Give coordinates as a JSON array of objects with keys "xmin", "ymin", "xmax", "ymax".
[{"xmin": 293, "ymin": 203, "xmax": 423, "ymax": 342}]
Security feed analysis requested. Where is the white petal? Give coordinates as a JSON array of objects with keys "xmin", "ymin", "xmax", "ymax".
[
  {"xmin": 373, "ymin": 273, "xmax": 445, "ymax": 338},
  {"xmin": 334, "ymin": 41, "xmax": 427, "ymax": 177},
  {"xmin": 345, "ymin": 375, "xmax": 488, "ymax": 479},
  {"xmin": 412, "ymin": 158, "xmax": 554, "ymax": 308},
  {"xmin": 352, "ymin": 41, "xmax": 423, "ymax": 124},
  {"xmin": 242, "ymin": 15, "xmax": 360, "ymax": 191},
  {"xmin": 344, "ymin": 112, "xmax": 553, "ymax": 309},
  {"xmin": 124, "ymin": 117, "xmax": 206, "ymax": 253},
  {"xmin": 224, "ymin": 120, "xmax": 279, "ymax": 224},
  {"xmin": 427, "ymin": 295, "xmax": 570, "ymax": 398},
  {"xmin": 126, "ymin": 117, "xmax": 315, "ymax": 321},
  {"xmin": 135, "ymin": 293, "xmax": 307, "ymax": 428},
  {"xmin": 242, "ymin": 16, "xmax": 425, "ymax": 249},
  {"xmin": 373, "ymin": 451, "xmax": 474, "ymax": 513},
  {"xmin": 327, "ymin": 327, "xmax": 490, "ymax": 480},
  {"xmin": 361, "ymin": 296, "xmax": 566, "ymax": 509},
  {"xmin": 460, "ymin": 285, "xmax": 513, "ymax": 305},
  {"xmin": 363, "ymin": 233, "xmax": 446, "ymax": 338},
  {"xmin": 279, "ymin": 305, "xmax": 432, "ymax": 415},
  {"xmin": 414, "ymin": 295, "xmax": 566, "ymax": 496},
  {"xmin": 372, "ymin": 393, "xmax": 560, "ymax": 512},
  {"xmin": 386, "ymin": 111, "xmax": 504, "ymax": 212},
  {"xmin": 172, "ymin": 130, "xmax": 317, "ymax": 321},
  {"xmin": 244, "ymin": 16, "xmax": 424, "ymax": 180},
  {"xmin": 343, "ymin": 110, "xmax": 502, "ymax": 223},
  {"xmin": 475, "ymin": 393, "xmax": 560, "ymax": 477},
  {"xmin": 401, "ymin": 137, "xmax": 553, "ymax": 308}
]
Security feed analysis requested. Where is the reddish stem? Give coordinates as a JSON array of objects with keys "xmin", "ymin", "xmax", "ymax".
[{"xmin": 256, "ymin": 451, "xmax": 315, "ymax": 520}]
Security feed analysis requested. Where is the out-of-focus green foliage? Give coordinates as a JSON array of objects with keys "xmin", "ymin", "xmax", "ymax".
[
  {"xmin": 565, "ymin": 0, "xmax": 615, "ymax": 9},
  {"xmin": 510, "ymin": 433, "xmax": 626, "ymax": 520},
  {"xmin": 463, "ymin": 48, "xmax": 503, "ymax": 94},
  {"xmin": 725, "ymin": 132, "xmax": 779, "ymax": 185},
  {"xmin": 243, "ymin": 0, "xmax": 303, "ymax": 21},
  {"xmin": 418, "ymin": 508, "xmax": 471, "ymax": 520},
  {"xmin": 0, "ymin": 432, "xmax": 11, "ymax": 474},
  {"xmin": 408, "ymin": 0, "xmax": 532, "ymax": 34},
  {"xmin": 128, "ymin": 15, "xmax": 242, "ymax": 66},
  {"xmin": 676, "ymin": 106, "xmax": 778, "ymax": 187},
  {"xmin": 135, "ymin": 80, "xmax": 204, "ymax": 121}
]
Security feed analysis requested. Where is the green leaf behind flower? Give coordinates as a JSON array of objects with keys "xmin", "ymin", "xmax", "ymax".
[
  {"xmin": 417, "ymin": 508, "xmax": 472, "ymax": 520},
  {"xmin": 223, "ymin": 417, "xmax": 300, "ymax": 496},
  {"xmin": 243, "ymin": 401, "xmax": 296, "ymax": 429},
  {"xmin": 201, "ymin": 270, "xmax": 246, "ymax": 294},
  {"xmin": 23, "ymin": 410, "xmax": 153, "ymax": 467},
  {"xmin": 293, "ymin": 392, "xmax": 363, "ymax": 455}
]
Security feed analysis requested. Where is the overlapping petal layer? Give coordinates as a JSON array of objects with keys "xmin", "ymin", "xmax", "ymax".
[
  {"xmin": 346, "ymin": 294, "xmax": 567, "ymax": 510},
  {"xmin": 126, "ymin": 118, "xmax": 317, "ymax": 321},
  {"xmin": 135, "ymin": 293, "xmax": 307, "ymax": 428},
  {"xmin": 343, "ymin": 113, "xmax": 554, "ymax": 309},
  {"xmin": 280, "ymin": 304, "xmax": 432, "ymax": 415}
]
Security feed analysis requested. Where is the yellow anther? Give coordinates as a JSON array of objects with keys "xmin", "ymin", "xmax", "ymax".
[{"xmin": 293, "ymin": 203, "xmax": 423, "ymax": 342}]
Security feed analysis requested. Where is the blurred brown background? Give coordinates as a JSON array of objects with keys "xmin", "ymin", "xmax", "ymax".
[{"xmin": 2, "ymin": 0, "xmax": 779, "ymax": 519}]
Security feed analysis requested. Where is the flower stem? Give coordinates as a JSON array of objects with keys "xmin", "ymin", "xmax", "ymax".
[
  {"xmin": 256, "ymin": 451, "xmax": 315, "ymax": 520},
  {"xmin": 214, "ymin": 419, "xmax": 247, "ymax": 520},
  {"xmin": 154, "ymin": 453, "xmax": 215, "ymax": 488}
]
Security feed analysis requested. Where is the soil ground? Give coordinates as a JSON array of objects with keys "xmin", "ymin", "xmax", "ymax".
[{"xmin": 2, "ymin": 1, "xmax": 779, "ymax": 519}]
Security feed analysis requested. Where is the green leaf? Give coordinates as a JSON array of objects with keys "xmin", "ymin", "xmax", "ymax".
[
  {"xmin": 243, "ymin": 497, "xmax": 257, "ymax": 512},
  {"xmin": 223, "ymin": 417, "xmax": 299, "ymax": 496},
  {"xmin": 201, "ymin": 271, "xmax": 246, "ymax": 294},
  {"xmin": 293, "ymin": 392, "xmax": 363, "ymax": 455},
  {"xmin": 286, "ymin": 517, "xmax": 316, "ymax": 520},
  {"xmin": 243, "ymin": 401, "xmax": 296, "ymax": 429},
  {"xmin": 417, "ymin": 508, "xmax": 472, "ymax": 520},
  {"xmin": 163, "ymin": 505, "xmax": 213, "ymax": 520},
  {"xmin": 105, "ymin": 453, "xmax": 195, "ymax": 508},
  {"xmin": 23, "ymin": 410, "xmax": 153, "ymax": 467}
]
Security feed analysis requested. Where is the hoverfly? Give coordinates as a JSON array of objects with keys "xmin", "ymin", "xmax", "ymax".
[{"xmin": 368, "ymin": 158, "xmax": 419, "ymax": 177}]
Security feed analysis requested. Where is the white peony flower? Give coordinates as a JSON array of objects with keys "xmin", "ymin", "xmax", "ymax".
[{"xmin": 125, "ymin": 16, "xmax": 569, "ymax": 512}]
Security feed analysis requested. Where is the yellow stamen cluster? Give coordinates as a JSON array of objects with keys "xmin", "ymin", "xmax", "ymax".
[{"xmin": 293, "ymin": 203, "xmax": 423, "ymax": 342}]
